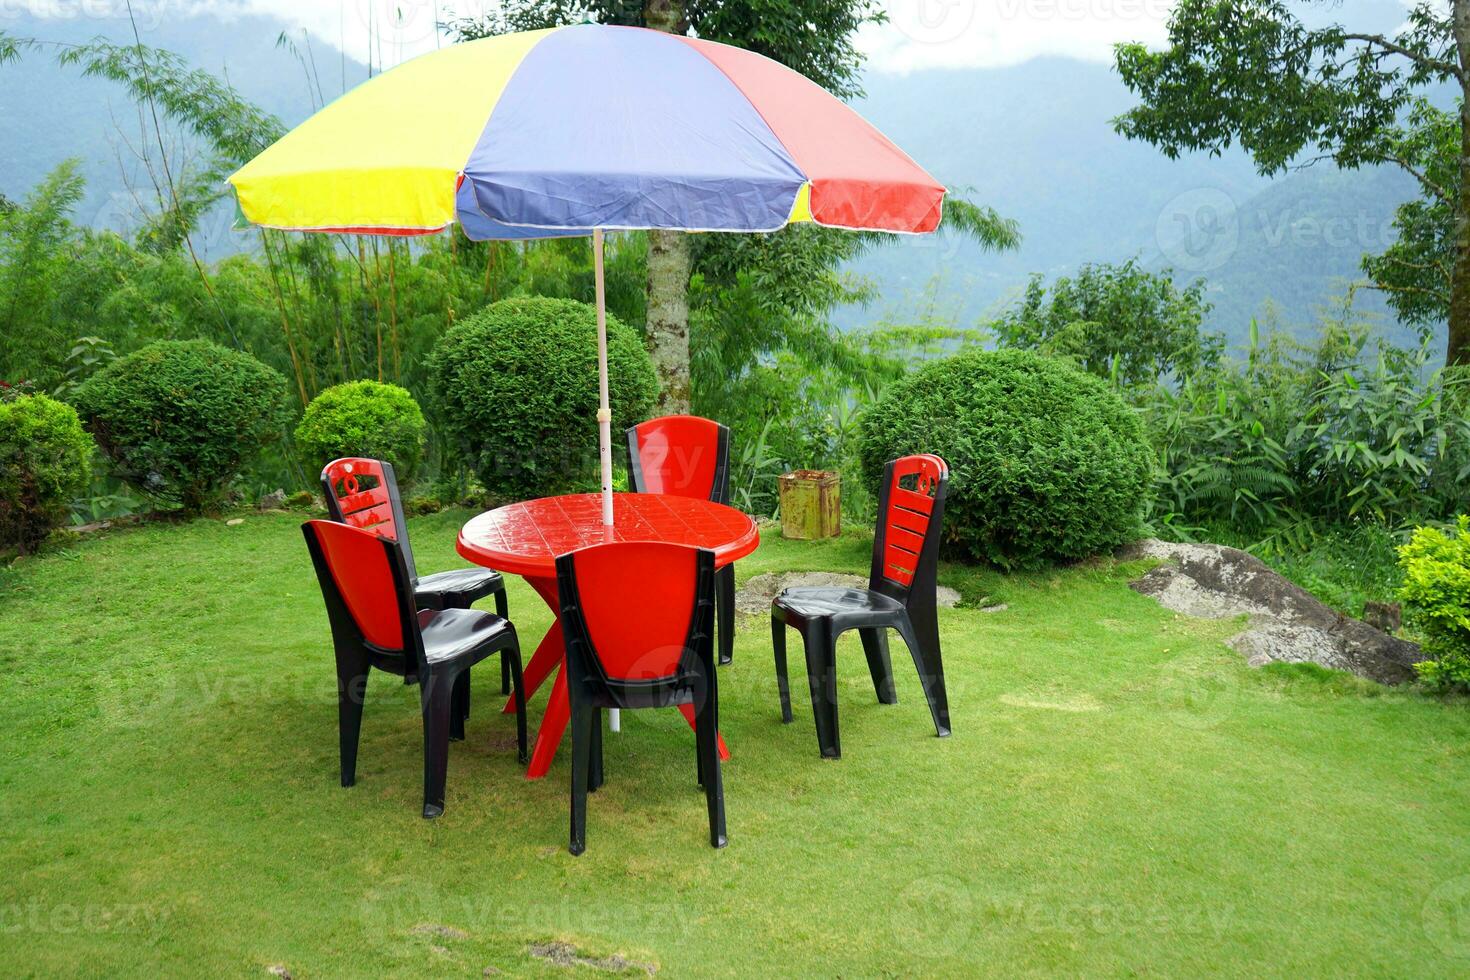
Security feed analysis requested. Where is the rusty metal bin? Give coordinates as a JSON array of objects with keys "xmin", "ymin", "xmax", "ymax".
[{"xmin": 778, "ymin": 470, "xmax": 840, "ymax": 540}]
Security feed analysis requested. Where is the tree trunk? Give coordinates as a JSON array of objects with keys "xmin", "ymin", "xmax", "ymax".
[
  {"xmin": 1451, "ymin": 120, "xmax": 1470, "ymax": 364},
  {"xmin": 643, "ymin": 0, "xmax": 693, "ymax": 413},
  {"xmin": 646, "ymin": 229, "xmax": 692, "ymax": 413},
  {"xmin": 1451, "ymin": 0, "xmax": 1470, "ymax": 365}
]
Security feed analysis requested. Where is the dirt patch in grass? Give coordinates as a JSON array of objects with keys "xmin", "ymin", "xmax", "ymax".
[{"xmin": 528, "ymin": 941, "xmax": 656, "ymax": 975}]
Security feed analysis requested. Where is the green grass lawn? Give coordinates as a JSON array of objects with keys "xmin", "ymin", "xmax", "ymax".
[{"xmin": 3, "ymin": 509, "xmax": 1470, "ymax": 976}]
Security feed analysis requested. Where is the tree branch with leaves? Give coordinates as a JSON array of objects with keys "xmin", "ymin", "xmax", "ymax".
[{"xmin": 1114, "ymin": 0, "xmax": 1470, "ymax": 364}]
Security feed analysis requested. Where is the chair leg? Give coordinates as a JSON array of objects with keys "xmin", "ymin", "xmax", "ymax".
[
  {"xmin": 569, "ymin": 701, "xmax": 593, "ymax": 856},
  {"xmin": 717, "ymin": 564, "xmax": 736, "ymax": 665},
  {"xmin": 897, "ymin": 610, "xmax": 951, "ymax": 738},
  {"xmin": 771, "ymin": 615, "xmax": 794, "ymax": 724},
  {"xmin": 589, "ymin": 707, "xmax": 605, "ymax": 792},
  {"xmin": 495, "ymin": 589, "xmax": 511, "ymax": 695},
  {"xmin": 334, "ymin": 648, "xmax": 370, "ymax": 788},
  {"xmin": 860, "ymin": 627, "xmax": 898, "ymax": 705},
  {"xmin": 506, "ymin": 649, "xmax": 528, "ymax": 764},
  {"xmin": 420, "ymin": 671, "xmax": 457, "ymax": 819},
  {"xmin": 450, "ymin": 671, "xmax": 469, "ymax": 741},
  {"xmin": 695, "ymin": 686, "xmax": 728, "ymax": 848},
  {"xmin": 801, "ymin": 622, "xmax": 841, "ymax": 759}
]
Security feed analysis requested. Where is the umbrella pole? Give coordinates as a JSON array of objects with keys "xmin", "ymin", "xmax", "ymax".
[
  {"xmin": 593, "ymin": 228, "xmax": 620, "ymax": 734},
  {"xmin": 594, "ymin": 227, "xmax": 614, "ymax": 527}
]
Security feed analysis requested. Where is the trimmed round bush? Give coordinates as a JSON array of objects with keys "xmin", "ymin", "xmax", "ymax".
[
  {"xmin": 76, "ymin": 339, "xmax": 289, "ymax": 515},
  {"xmin": 426, "ymin": 297, "xmax": 657, "ymax": 496},
  {"xmin": 294, "ymin": 381, "xmax": 426, "ymax": 481},
  {"xmin": 858, "ymin": 348, "xmax": 1152, "ymax": 570},
  {"xmin": 0, "ymin": 393, "xmax": 91, "ymax": 554}
]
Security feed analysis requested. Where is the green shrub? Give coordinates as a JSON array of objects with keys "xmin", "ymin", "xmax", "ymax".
[
  {"xmin": 403, "ymin": 495, "xmax": 443, "ymax": 517},
  {"xmin": 426, "ymin": 297, "xmax": 657, "ymax": 496},
  {"xmin": 993, "ymin": 258, "xmax": 1222, "ymax": 386},
  {"xmin": 1141, "ymin": 326, "xmax": 1470, "ymax": 536},
  {"xmin": 0, "ymin": 393, "xmax": 91, "ymax": 554},
  {"xmin": 858, "ymin": 348, "xmax": 1153, "ymax": 569},
  {"xmin": 75, "ymin": 339, "xmax": 289, "ymax": 515},
  {"xmin": 294, "ymin": 380, "xmax": 426, "ymax": 480},
  {"xmin": 1398, "ymin": 516, "xmax": 1470, "ymax": 691}
]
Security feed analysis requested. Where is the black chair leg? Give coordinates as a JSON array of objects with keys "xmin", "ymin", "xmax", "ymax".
[
  {"xmin": 717, "ymin": 564, "xmax": 736, "ymax": 665},
  {"xmin": 589, "ymin": 708, "xmax": 605, "ymax": 792},
  {"xmin": 859, "ymin": 627, "xmax": 898, "ymax": 705},
  {"xmin": 449, "ymin": 671, "xmax": 468, "ymax": 741},
  {"xmin": 495, "ymin": 588, "xmax": 512, "ymax": 695},
  {"xmin": 694, "ymin": 688, "xmax": 727, "ymax": 848},
  {"xmin": 420, "ymin": 671, "xmax": 457, "ymax": 819},
  {"xmin": 334, "ymin": 648, "xmax": 370, "ymax": 788},
  {"xmin": 507, "ymin": 649, "xmax": 528, "ymax": 764},
  {"xmin": 898, "ymin": 611, "xmax": 950, "ymax": 738},
  {"xmin": 801, "ymin": 621, "xmax": 841, "ymax": 759},
  {"xmin": 771, "ymin": 615, "xmax": 794, "ymax": 723},
  {"xmin": 569, "ymin": 701, "xmax": 593, "ymax": 856}
]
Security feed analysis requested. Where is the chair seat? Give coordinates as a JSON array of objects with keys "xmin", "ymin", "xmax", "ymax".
[
  {"xmin": 772, "ymin": 586, "xmax": 905, "ymax": 628},
  {"xmin": 417, "ymin": 608, "xmax": 515, "ymax": 666},
  {"xmin": 414, "ymin": 567, "xmax": 504, "ymax": 609}
]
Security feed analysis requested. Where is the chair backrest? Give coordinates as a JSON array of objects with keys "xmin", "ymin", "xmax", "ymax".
[
  {"xmin": 302, "ymin": 519, "xmax": 419, "ymax": 661},
  {"xmin": 626, "ymin": 415, "xmax": 730, "ymax": 504},
  {"xmin": 869, "ymin": 454, "xmax": 948, "ymax": 604},
  {"xmin": 320, "ymin": 457, "xmax": 418, "ymax": 579},
  {"xmin": 556, "ymin": 541, "xmax": 716, "ymax": 706}
]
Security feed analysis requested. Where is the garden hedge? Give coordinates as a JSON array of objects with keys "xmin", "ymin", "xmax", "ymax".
[
  {"xmin": 1398, "ymin": 516, "xmax": 1470, "ymax": 692},
  {"xmin": 0, "ymin": 393, "xmax": 91, "ymax": 554},
  {"xmin": 858, "ymin": 348, "xmax": 1152, "ymax": 569},
  {"xmin": 294, "ymin": 380, "xmax": 426, "ymax": 481},
  {"xmin": 426, "ymin": 297, "xmax": 657, "ymax": 497},
  {"xmin": 76, "ymin": 339, "xmax": 289, "ymax": 515}
]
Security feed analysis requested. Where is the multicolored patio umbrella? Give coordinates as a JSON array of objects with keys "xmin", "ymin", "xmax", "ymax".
[{"xmin": 229, "ymin": 23, "xmax": 945, "ymax": 524}]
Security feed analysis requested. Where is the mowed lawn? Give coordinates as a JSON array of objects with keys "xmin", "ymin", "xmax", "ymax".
[{"xmin": 3, "ymin": 509, "xmax": 1470, "ymax": 976}]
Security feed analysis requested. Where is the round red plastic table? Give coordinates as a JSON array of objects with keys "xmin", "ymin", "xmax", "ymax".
[{"xmin": 457, "ymin": 492, "xmax": 760, "ymax": 779}]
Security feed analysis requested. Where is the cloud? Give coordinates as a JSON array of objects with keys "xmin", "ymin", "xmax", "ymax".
[
  {"xmin": 230, "ymin": 0, "xmax": 450, "ymax": 66},
  {"xmin": 9, "ymin": 0, "xmax": 1174, "ymax": 73},
  {"xmin": 859, "ymin": 0, "xmax": 1173, "ymax": 72},
  {"xmin": 221, "ymin": 0, "xmax": 1176, "ymax": 72}
]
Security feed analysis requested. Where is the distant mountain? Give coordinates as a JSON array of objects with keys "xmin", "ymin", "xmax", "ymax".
[
  {"xmin": 0, "ymin": 8, "xmax": 1436, "ymax": 347},
  {"xmin": 0, "ymin": 10, "xmax": 368, "ymax": 255},
  {"xmin": 1168, "ymin": 164, "xmax": 1419, "ymax": 343},
  {"xmin": 840, "ymin": 59, "xmax": 1424, "ymax": 347}
]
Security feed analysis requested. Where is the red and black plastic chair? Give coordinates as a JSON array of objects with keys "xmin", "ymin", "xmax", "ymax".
[
  {"xmin": 302, "ymin": 519, "xmax": 527, "ymax": 818},
  {"xmin": 556, "ymin": 541, "xmax": 726, "ymax": 855},
  {"xmin": 322, "ymin": 457, "xmax": 514, "ymax": 696},
  {"xmin": 625, "ymin": 415, "xmax": 737, "ymax": 665},
  {"xmin": 770, "ymin": 454, "xmax": 951, "ymax": 759}
]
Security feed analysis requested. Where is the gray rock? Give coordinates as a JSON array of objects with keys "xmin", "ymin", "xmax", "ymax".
[
  {"xmin": 257, "ymin": 488, "xmax": 287, "ymax": 510},
  {"xmin": 1119, "ymin": 539, "xmax": 1421, "ymax": 685},
  {"xmin": 736, "ymin": 570, "xmax": 961, "ymax": 615}
]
